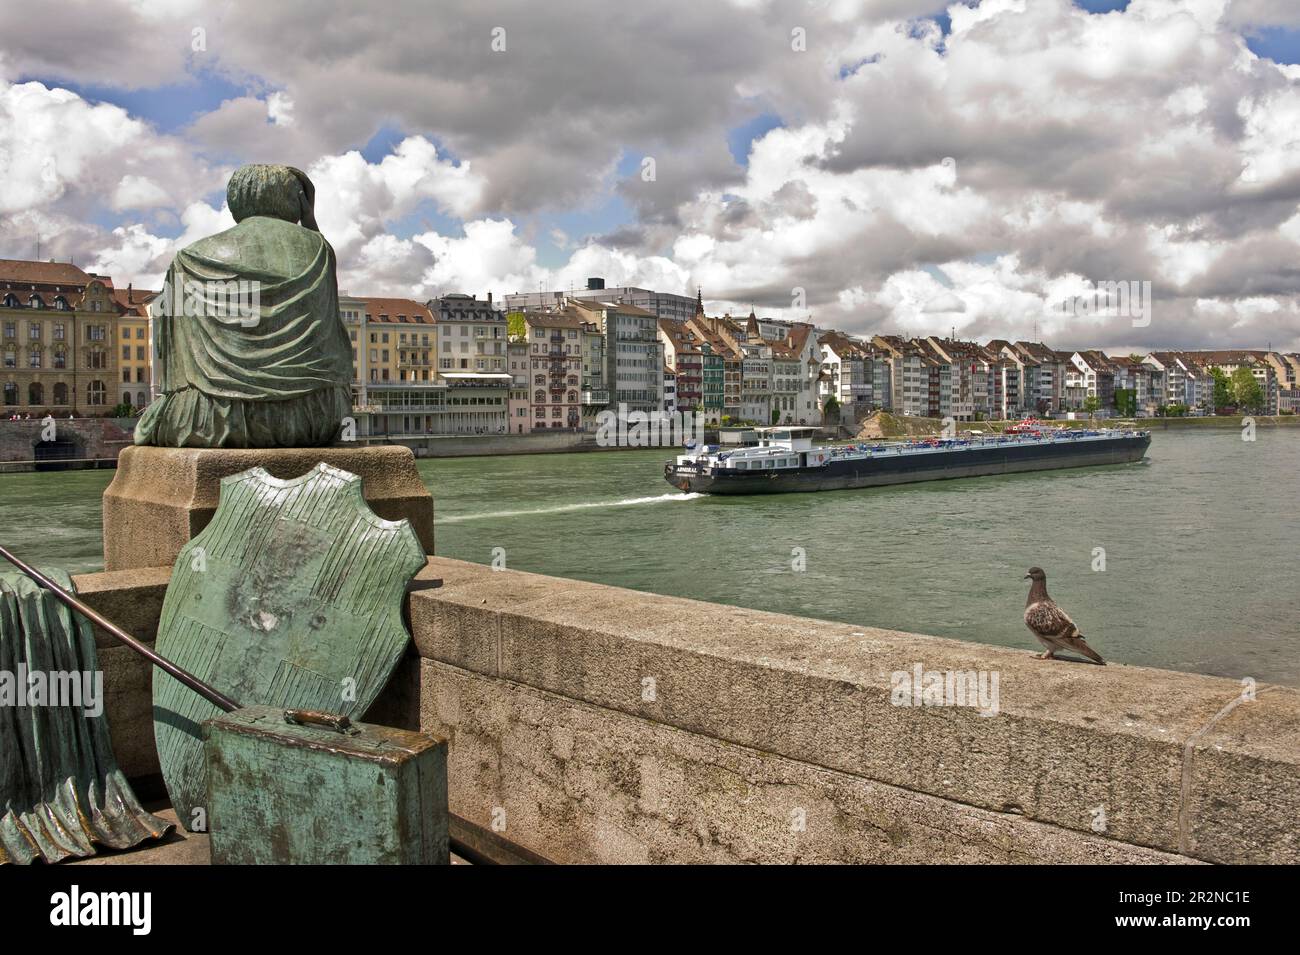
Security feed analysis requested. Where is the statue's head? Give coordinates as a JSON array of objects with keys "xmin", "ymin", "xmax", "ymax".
[{"xmin": 227, "ymin": 164, "xmax": 318, "ymax": 231}]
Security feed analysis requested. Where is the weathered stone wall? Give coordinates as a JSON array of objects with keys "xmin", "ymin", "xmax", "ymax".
[
  {"xmin": 77, "ymin": 557, "xmax": 1299, "ymax": 864},
  {"xmin": 396, "ymin": 431, "xmax": 598, "ymax": 457},
  {"xmin": 0, "ymin": 417, "xmax": 133, "ymax": 465}
]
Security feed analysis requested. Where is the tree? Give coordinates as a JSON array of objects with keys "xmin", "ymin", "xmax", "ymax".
[
  {"xmin": 506, "ymin": 311, "xmax": 527, "ymax": 341},
  {"xmin": 1230, "ymin": 366, "xmax": 1264, "ymax": 412},
  {"xmin": 821, "ymin": 396, "xmax": 842, "ymax": 429},
  {"xmin": 1082, "ymin": 395, "xmax": 1100, "ymax": 419},
  {"xmin": 1113, "ymin": 388, "xmax": 1136, "ymax": 417},
  {"xmin": 1210, "ymin": 367, "xmax": 1232, "ymax": 409},
  {"xmin": 771, "ymin": 407, "xmax": 781, "ymax": 425}
]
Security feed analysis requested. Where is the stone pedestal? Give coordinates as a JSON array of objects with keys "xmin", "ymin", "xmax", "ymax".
[{"xmin": 102, "ymin": 445, "xmax": 434, "ymax": 571}]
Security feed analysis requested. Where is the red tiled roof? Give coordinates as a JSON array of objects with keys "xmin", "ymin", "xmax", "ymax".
[
  {"xmin": 111, "ymin": 287, "xmax": 159, "ymax": 316},
  {"xmin": 0, "ymin": 258, "xmax": 97, "ymax": 289},
  {"xmin": 361, "ymin": 297, "xmax": 435, "ymax": 324}
]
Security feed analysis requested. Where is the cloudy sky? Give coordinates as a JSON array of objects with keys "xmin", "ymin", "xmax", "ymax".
[{"xmin": 2, "ymin": 0, "xmax": 1300, "ymax": 350}]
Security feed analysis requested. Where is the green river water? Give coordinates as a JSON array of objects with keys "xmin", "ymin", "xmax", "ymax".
[{"xmin": 1, "ymin": 429, "xmax": 1295, "ymax": 685}]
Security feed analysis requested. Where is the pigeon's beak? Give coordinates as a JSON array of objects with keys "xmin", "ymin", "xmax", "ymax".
[{"xmin": 1022, "ymin": 574, "xmax": 1030, "ymax": 580}]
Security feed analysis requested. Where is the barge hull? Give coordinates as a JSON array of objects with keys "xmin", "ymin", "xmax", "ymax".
[{"xmin": 667, "ymin": 435, "xmax": 1149, "ymax": 495}]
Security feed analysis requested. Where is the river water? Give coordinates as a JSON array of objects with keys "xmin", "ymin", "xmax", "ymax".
[{"xmin": 1, "ymin": 429, "xmax": 1294, "ymax": 685}]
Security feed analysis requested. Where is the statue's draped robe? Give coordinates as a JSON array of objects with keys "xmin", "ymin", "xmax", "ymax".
[
  {"xmin": 135, "ymin": 216, "xmax": 353, "ymax": 448},
  {"xmin": 0, "ymin": 571, "xmax": 172, "ymax": 863}
]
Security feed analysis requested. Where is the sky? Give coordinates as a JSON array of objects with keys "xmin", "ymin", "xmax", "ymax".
[{"xmin": 2, "ymin": 0, "xmax": 1300, "ymax": 351}]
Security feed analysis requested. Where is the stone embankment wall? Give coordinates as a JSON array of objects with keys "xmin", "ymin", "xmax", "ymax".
[
  {"xmin": 75, "ymin": 558, "xmax": 1298, "ymax": 865},
  {"xmin": 387, "ymin": 430, "xmax": 599, "ymax": 457},
  {"xmin": 0, "ymin": 417, "xmax": 134, "ymax": 467},
  {"xmin": 853, "ymin": 411, "xmax": 1300, "ymax": 440}
]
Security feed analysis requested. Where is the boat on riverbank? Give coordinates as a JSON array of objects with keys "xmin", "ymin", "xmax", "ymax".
[{"xmin": 664, "ymin": 425, "xmax": 1151, "ymax": 495}]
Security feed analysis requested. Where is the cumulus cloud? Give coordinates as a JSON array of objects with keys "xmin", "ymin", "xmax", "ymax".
[{"xmin": 1, "ymin": 0, "xmax": 1300, "ymax": 349}]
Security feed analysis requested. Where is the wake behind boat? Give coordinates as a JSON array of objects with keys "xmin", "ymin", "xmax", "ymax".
[{"xmin": 664, "ymin": 423, "xmax": 1151, "ymax": 495}]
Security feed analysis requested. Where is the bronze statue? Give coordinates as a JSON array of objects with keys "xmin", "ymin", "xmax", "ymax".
[{"xmin": 135, "ymin": 164, "xmax": 353, "ymax": 448}]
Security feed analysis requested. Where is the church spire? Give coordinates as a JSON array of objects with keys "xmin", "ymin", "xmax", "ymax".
[{"xmin": 695, "ymin": 287, "xmax": 704, "ymax": 317}]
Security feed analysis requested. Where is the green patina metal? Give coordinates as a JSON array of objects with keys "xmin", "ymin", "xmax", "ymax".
[
  {"xmin": 152, "ymin": 463, "xmax": 425, "ymax": 831},
  {"xmin": 135, "ymin": 164, "xmax": 353, "ymax": 449},
  {"xmin": 205, "ymin": 705, "xmax": 448, "ymax": 864},
  {"xmin": 0, "ymin": 570, "xmax": 172, "ymax": 864}
]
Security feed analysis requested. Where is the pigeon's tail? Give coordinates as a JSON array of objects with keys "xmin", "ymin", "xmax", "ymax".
[{"xmin": 1071, "ymin": 634, "xmax": 1106, "ymax": 666}]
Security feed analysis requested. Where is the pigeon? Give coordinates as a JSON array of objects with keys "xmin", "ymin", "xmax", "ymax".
[{"xmin": 1022, "ymin": 567, "xmax": 1105, "ymax": 665}]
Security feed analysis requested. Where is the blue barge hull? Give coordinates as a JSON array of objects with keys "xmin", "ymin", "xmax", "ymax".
[{"xmin": 665, "ymin": 432, "xmax": 1151, "ymax": 495}]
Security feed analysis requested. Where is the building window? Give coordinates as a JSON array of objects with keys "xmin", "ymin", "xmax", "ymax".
[
  {"xmin": 53, "ymin": 323, "xmax": 64, "ymax": 340},
  {"xmin": 53, "ymin": 382, "xmax": 67, "ymax": 405},
  {"xmin": 87, "ymin": 380, "xmax": 106, "ymax": 406},
  {"xmin": 29, "ymin": 323, "xmax": 40, "ymax": 340},
  {"xmin": 52, "ymin": 346, "xmax": 66, "ymax": 370},
  {"xmin": 28, "ymin": 347, "xmax": 41, "ymax": 369},
  {"xmin": 3, "ymin": 382, "xmax": 15, "ymax": 405},
  {"xmin": 87, "ymin": 325, "xmax": 105, "ymax": 342},
  {"xmin": 28, "ymin": 382, "xmax": 42, "ymax": 405}
]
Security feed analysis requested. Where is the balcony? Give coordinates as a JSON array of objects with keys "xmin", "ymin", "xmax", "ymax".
[{"xmin": 581, "ymin": 389, "xmax": 610, "ymax": 405}]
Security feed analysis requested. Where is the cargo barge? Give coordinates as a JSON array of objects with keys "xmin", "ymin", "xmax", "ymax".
[{"xmin": 664, "ymin": 424, "xmax": 1151, "ymax": 495}]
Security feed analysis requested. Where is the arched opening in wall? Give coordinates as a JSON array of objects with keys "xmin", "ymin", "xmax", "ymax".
[
  {"xmin": 136, "ymin": 390, "xmax": 147, "ymax": 408},
  {"xmin": 2, "ymin": 381, "xmax": 15, "ymax": 408},
  {"xmin": 29, "ymin": 382, "xmax": 43, "ymax": 406},
  {"xmin": 53, "ymin": 382, "xmax": 68, "ymax": 406},
  {"xmin": 33, "ymin": 432, "xmax": 83, "ymax": 471}
]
